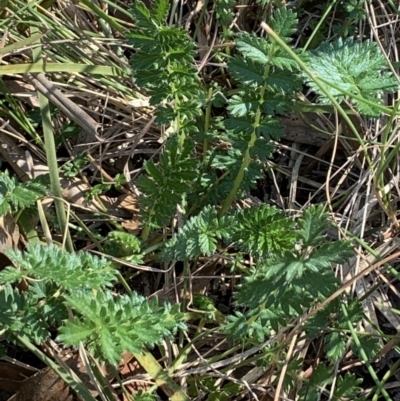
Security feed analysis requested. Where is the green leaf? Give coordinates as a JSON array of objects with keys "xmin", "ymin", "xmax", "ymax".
[
  {"xmin": 305, "ymin": 240, "xmax": 353, "ymax": 272},
  {"xmin": 58, "ymin": 290, "xmax": 186, "ymax": 366},
  {"xmin": 304, "ymin": 38, "xmax": 399, "ymax": 116},
  {"xmin": 152, "ymin": 0, "xmax": 169, "ymax": 24},
  {"xmin": 309, "ymin": 363, "xmax": 332, "ymax": 387},
  {"xmin": 0, "ymin": 267, "xmax": 24, "ymax": 283},
  {"xmin": 4, "ymin": 244, "xmax": 118, "ymax": 291},
  {"xmin": 130, "ymin": 0, "xmax": 155, "ymax": 33},
  {"xmin": 325, "ymin": 331, "xmax": 346, "ymax": 361},
  {"xmin": 0, "ymin": 284, "xmax": 50, "ymax": 343},
  {"xmin": 334, "ymin": 372, "xmax": 363, "ymax": 399},
  {"xmin": 270, "ymin": 8, "xmax": 298, "ymax": 43},
  {"xmin": 104, "ymin": 231, "xmax": 144, "ymax": 264},
  {"xmin": 351, "ymin": 335, "xmax": 380, "ymax": 361},
  {"xmin": 235, "ymin": 33, "xmax": 270, "ymax": 64},
  {"xmin": 0, "ymin": 171, "xmax": 45, "ymax": 216},
  {"xmin": 230, "ymin": 205, "xmax": 296, "ymax": 259},
  {"xmin": 215, "ymin": 0, "xmax": 235, "ymax": 25},
  {"xmin": 138, "ymin": 138, "xmax": 198, "ymax": 230},
  {"xmin": 266, "ymin": 70, "xmax": 302, "ymax": 93},
  {"xmin": 297, "ymin": 205, "xmax": 329, "ymax": 246},
  {"xmin": 161, "ymin": 206, "xmax": 232, "ymax": 261},
  {"xmin": 228, "ymin": 56, "xmax": 265, "ymax": 85}
]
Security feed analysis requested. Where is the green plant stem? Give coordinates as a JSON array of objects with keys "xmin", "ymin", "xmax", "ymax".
[
  {"xmin": 15, "ymin": 335, "xmax": 98, "ymax": 401},
  {"xmin": 302, "ymin": 0, "xmax": 337, "ymax": 52},
  {"xmin": 78, "ymin": 0, "xmax": 126, "ymax": 34},
  {"xmin": 135, "ymin": 349, "xmax": 190, "ymax": 401},
  {"xmin": 202, "ymin": 88, "xmax": 213, "ymax": 160},
  {"xmin": 341, "ymin": 303, "xmax": 391, "ymax": 401},
  {"xmin": 31, "ymin": 27, "xmax": 74, "ymax": 252},
  {"xmin": 218, "ymin": 54, "xmax": 271, "ymax": 217},
  {"xmin": 376, "ymin": 99, "xmax": 400, "ymax": 181},
  {"xmin": 376, "ymin": 357, "xmax": 400, "ymax": 400}
]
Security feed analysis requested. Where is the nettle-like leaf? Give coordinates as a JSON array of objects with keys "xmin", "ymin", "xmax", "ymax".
[
  {"xmin": 304, "ymin": 38, "xmax": 399, "ymax": 116},
  {"xmin": 228, "ymin": 274, "xmax": 313, "ymax": 341},
  {"xmin": 130, "ymin": 0, "xmax": 156, "ymax": 32},
  {"xmin": 265, "ymin": 243, "xmax": 351, "ymax": 284},
  {"xmin": 304, "ymin": 299, "xmax": 340, "ymax": 338},
  {"xmin": 228, "ymin": 57, "xmax": 265, "ymax": 85},
  {"xmin": 138, "ymin": 138, "xmax": 198, "ymax": 230},
  {"xmin": 265, "ymin": 70, "xmax": 302, "ymax": 93},
  {"xmin": 28, "ymin": 281, "xmax": 68, "ymax": 326},
  {"xmin": 1, "ymin": 244, "xmax": 117, "ymax": 290},
  {"xmin": 304, "ymin": 241, "xmax": 353, "ymax": 271},
  {"xmin": 230, "ymin": 205, "xmax": 296, "ymax": 258},
  {"xmin": 151, "ymin": 0, "xmax": 170, "ymax": 24},
  {"xmin": 307, "ymin": 362, "xmax": 333, "ymax": 387},
  {"xmin": 58, "ymin": 290, "xmax": 186, "ymax": 366},
  {"xmin": 0, "ymin": 172, "xmax": 46, "ymax": 216},
  {"xmin": 0, "ymin": 284, "xmax": 27, "ymax": 332},
  {"xmin": 161, "ymin": 206, "xmax": 232, "ymax": 261},
  {"xmin": 269, "ymin": 49, "xmax": 299, "ymax": 70},
  {"xmin": 231, "ymin": 9, "xmax": 298, "ymax": 70}
]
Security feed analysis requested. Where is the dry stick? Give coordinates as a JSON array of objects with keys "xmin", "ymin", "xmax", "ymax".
[
  {"xmin": 26, "ymin": 74, "xmax": 104, "ymax": 143},
  {"xmin": 274, "ymin": 333, "xmax": 298, "ymax": 401}
]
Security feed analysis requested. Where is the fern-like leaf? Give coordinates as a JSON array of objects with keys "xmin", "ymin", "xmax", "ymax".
[
  {"xmin": 138, "ymin": 138, "xmax": 198, "ymax": 230},
  {"xmin": 58, "ymin": 290, "xmax": 186, "ymax": 366},
  {"xmin": 128, "ymin": 0, "xmax": 206, "ymax": 131},
  {"xmin": 1, "ymin": 244, "xmax": 118, "ymax": 290},
  {"xmin": 230, "ymin": 205, "xmax": 296, "ymax": 258},
  {"xmin": 161, "ymin": 206, "xmax": 232, "ymax": 261}
]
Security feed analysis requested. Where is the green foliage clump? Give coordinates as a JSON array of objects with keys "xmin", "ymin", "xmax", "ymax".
[
  {"xmin": 215, "ymin": 0, "xmax": 236, "ymax": 26},
  {"xmin": 161, "ymin": 204, "xmax": 358, "ymax": 352},
  {"xmin": 0, "ymin": 245, "xmax": 185, "ymax": 366},
  {"xmin": 229, "ymin": 206, "xmax": 352, "ymax": 342},
  {"xmin": 104, "ymin": 230, "xmax": 144, "ymax": 264},
  {"xmin": 230, "ymin": 205, "xmax": 296, "ymax": 258},
  {"xmin": 0, "ymin": 1, "xmax": 389, "ymax": 398}
]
